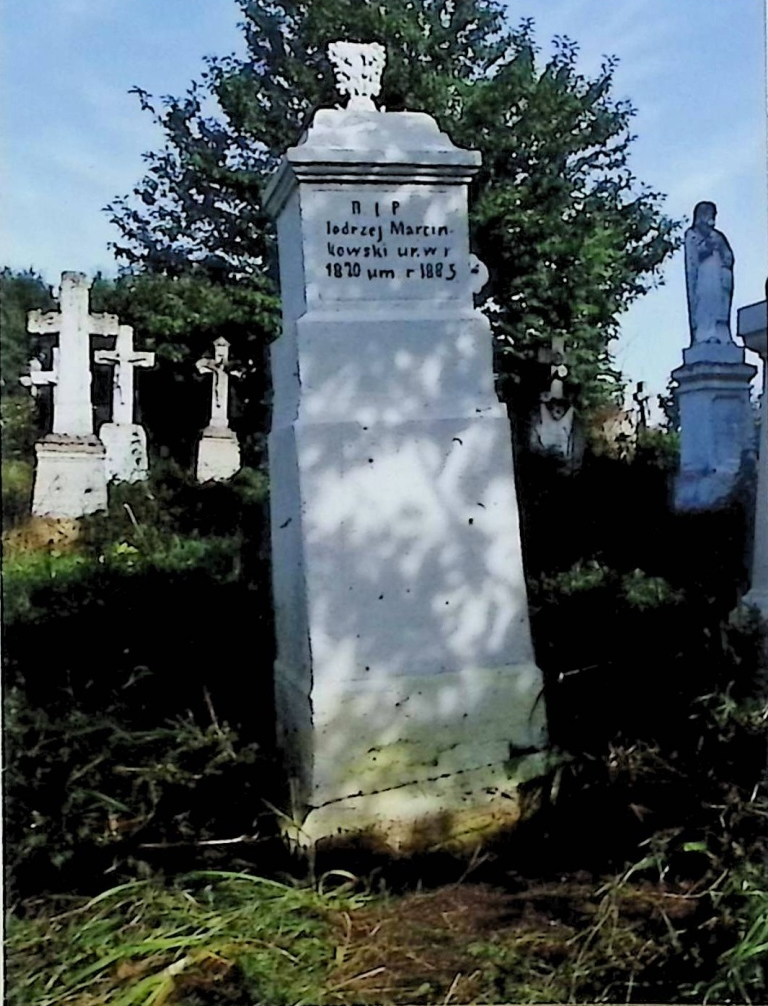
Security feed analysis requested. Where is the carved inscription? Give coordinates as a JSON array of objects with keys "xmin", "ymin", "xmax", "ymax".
[{"xmin": 319, "ymin": 194, "xmax": 461, "ymax": 291}]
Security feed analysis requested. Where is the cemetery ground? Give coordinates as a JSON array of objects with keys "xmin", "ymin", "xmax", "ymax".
[{"xmin": 3, "ymin": 443, "xmax": 767, "ymax": 1006}]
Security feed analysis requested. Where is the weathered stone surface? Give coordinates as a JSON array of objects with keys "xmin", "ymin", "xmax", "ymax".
[
  {"xmin": 31, "ymin": 435, "xmax": 107, "ymax": 518},
  {"xmin": 265, "ymin": 47, "xmax": 547, "ymax": 850},
  {"xmin": 196, "ymin": 428, "xmax": 241, "ymax": 483},
  {"xmin": 100, "ymin": 422, "xmax": 150, "ymax": 484}
]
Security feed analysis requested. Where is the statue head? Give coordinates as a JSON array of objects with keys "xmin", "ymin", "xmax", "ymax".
[{"xmin": 692, "ymin": 201, "xmax": 717, "ymax": 231}]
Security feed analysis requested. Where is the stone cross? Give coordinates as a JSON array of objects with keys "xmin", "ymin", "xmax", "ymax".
[
  {"xmin": 27, "ymin": 272, "xmax": 119, "ymax": 436},
  {"xmin": 633, "ymin": 381, "xmax": 651, "ymax": 431},
  {"xmin": 196, "ymin": 337, "xmax": 238, "ymax": 431},
  {"xmin": 327, "ymin": 41, "xmax": 386, "ymax": 111},
  {"xmin": 94, "ymin": 325, "xmax": 155, "ymax": 424},
  {"xmin": 19, "ymin": 351, "xmax": 58, "ymax": 399}
]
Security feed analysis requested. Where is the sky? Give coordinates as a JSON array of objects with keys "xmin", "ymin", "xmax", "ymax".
[{"xmin": 1, "ymin": 0, "xmax": 766, "ymax": 412}]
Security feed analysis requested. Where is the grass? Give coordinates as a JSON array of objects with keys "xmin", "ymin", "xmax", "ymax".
[{"xmin": 6, "ymin": 871, "xmax": 366, "ymax": 1006}]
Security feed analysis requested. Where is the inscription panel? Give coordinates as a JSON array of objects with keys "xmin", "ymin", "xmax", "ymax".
[{"xmin": 304, "ymin": 186, "xmax": 470, "ymax": 303}]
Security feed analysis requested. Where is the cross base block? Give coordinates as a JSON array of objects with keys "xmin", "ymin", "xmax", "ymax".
[{"xmin": 32, "ymin": 435, "xmax": 108, "ymax": 517}]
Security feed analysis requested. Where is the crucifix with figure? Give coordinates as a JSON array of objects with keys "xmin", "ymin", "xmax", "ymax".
[
  {"xmin": 196, "ymin": 336, "xmax": 240, "ymax": 432},
  {"xmin": 195, "ymin": 337, "xmax": 242, "ymax": 481},
  {"xmin": 95, "ymin": 325, "xmax": 155, "ymax": 425}
]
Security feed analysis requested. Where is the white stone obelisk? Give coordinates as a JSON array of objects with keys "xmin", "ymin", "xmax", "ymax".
[
  {"xmin": 95, "ymin": 325, "xmax": 155, "ymax": 483},
  {"xmin": 263, "ymin": 42, "xmax": 547, "ymax": 851},
  {"xmin": 195, "ymin": 337, "xmax": 241, "ymax": 482},
  {"xmin": 22, "ymin": 272, "xmax": 116, "ymax": 516}
]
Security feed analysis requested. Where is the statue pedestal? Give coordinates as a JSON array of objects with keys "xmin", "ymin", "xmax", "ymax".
[
  {"xmin": 672, "ymin": 343, "xmax": 756, "ymax": 512},
  {"xmin": 32, "ymin": 435, "xmax": 108, "ymax": 518},
  {"xmin": 196, "ymin": 427, "xmax": 241, "ymax": 483},
  {"xmin": 100, "ymin": 422, "xmax": 150, "ymax": 484}
]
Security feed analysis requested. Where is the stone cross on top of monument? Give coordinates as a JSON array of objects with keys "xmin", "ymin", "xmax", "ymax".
[
  {"xmin": 196, "ymin": 337, "xmax": 240, "ymax": 431},
  {"xmin": 327, "ymin": 41, "xmax": 386, "ymax": 111},
  {"xmin": 25, "ymin": 272, "xmax": 119, "ymax": 437},
  {"xmin": 95, "ymin": 325, "xmax": 155, "ymax": 425}
]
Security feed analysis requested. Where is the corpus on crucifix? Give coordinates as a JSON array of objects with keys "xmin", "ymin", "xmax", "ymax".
[
  {"xmin": 195, "ymin": 337, "xmax": 242, "ymax": 482},
  {"xmin": 196, "ymin": 336, "xmax": 238, "ymax": 432},
  {"xmin": 95, "ymin": 325, "xmax": 155, "ymax": 425}
]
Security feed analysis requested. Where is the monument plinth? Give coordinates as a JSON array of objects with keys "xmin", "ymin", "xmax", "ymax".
[
  {"xmin": 264, "ymin": 45, "xmax": 547, "ymax": 851},
  {"xmin": 23, "ymin": 273, "xmax": 112, "ymax": 517},
  {"xmin": 673, "ymin": 203, "xmax": 757, "ymax": 511}
]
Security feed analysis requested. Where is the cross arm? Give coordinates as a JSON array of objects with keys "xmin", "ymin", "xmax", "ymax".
[{"xmin": 27, "ymin": 310, "xmax": 61, "ymax": 335}]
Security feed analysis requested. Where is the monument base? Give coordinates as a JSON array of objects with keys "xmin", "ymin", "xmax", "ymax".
[
  {"xmin": 196, "ymin": 427, "xmax": 241, "ymax": 482},
  {"xmin": 275, "ymin": 660, "xmax": 548, "ymax": 853},
  {"xmin": 742, "ymin": 588, "xmax": 768, "ymax": 621},
  {"xmin": 672, "ymin": 351, "xmax": 756, "ymax": 512},
  {"xmin": 32, "ymin": 435, "xmax": 107, "ymax": 518},
  {"xmin": 100, "ymin": 422, "xmax": 149, "ymax": 484}
]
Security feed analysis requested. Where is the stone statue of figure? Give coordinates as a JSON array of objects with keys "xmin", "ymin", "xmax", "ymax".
[{"xmin": 684, "ymin": 201, "xmax": 735, "ymax": 345}]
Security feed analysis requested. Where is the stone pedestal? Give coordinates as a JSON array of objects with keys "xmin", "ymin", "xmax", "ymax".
[
  {"xmin": 100, "ymin": 422, "xmax": 150, "ymax": 484},
  {"xmin": 196, "ymin": 427, "xmax": 241, "ymax": 483},
  {"xmin": 672, "ymin": 342, "xmax": 757, "ymax": 511},
  {"xmin": 264, "ymin": 106, "xmax": 547, "ymax": 851},
  {"xmin": 32, "ymin": 435, "xmax": 107, "ymax": 517}
]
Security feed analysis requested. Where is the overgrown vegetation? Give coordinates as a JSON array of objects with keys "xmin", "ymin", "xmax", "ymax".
[{"xmin": 6, "ymin": 872, "xmax": 365, "ymax": 1006}]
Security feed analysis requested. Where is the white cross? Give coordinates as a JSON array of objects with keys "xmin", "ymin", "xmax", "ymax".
[
  {"xmin": 19, "ymin": 350, "xmax": 59, "ymax": 399},
  {"xmin": 27, "ymin": 272, "xmax": 120, "ymax": 436},
  {"xmin": 94, "ymin": 325, "xmax": 155, "ymax": 425},
  {"xmin": 196, "ymin": 337, "xmax": 240, "ymax": 431}
]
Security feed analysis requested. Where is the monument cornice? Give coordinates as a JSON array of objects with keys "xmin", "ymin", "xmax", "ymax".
[{"xmin": 264, "ymin": 156, "xmax": 479, "ymax": 218}]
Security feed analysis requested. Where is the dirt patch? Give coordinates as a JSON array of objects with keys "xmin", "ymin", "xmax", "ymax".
[{"xmin": 326, "ymin": 878, "xmax": 702, "ymax": 1004}]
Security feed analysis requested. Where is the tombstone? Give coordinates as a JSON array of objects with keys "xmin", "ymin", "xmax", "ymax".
[
  {"xmin": 263, "ymin": 42, "xmax": 547, "ymax": 851},
  {"xmin": 20, "ymin": 272, "xmax": 115, "ymax": 517},
  {"xmin": 672, "ymin": 203, "xmax": 757, "ymax": 511},
  {"xmin": 94, "ymin": 324, "xmax": 155, "ymax": 483},
  {"xmin": 195, "ymin": 337, "xmax": 241, "ymax": 482},
  {"xmin": 737, "ymin": 291, "xmax": 768, "ymax": 619}
]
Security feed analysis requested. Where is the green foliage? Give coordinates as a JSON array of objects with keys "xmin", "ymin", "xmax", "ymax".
[
  {"xmin": 0, "ymin": 267, "xmax": 55, "ymax": 399},
  {"xmin": 1, "ymin": 395, "xmax": 38, "ymax": 462},
  {"xmin": 1, "ymin": 459, "xmax": 34, "ymax": 529},
  {"xmin": 5, "ymin": 872, "xmax": 362, "ymax": 1006},
  {"xmin": 108, "ymin": 0, "xmax": 681, "ymax": 421},
  {"xmin": 4, "ymin": 689, "xmax": 264, "ymax": 889},
  {"xmin": 704, "ymin": 861, "xmax": 768, "ymax": 1004}
]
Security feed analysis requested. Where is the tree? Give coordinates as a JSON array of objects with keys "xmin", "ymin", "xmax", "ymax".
[
  {"xmin": 0, "ymin": 268, "xmax": 56, "ymax": 459},
  {"xmin": 107, "ymin": 0, "xmax": 681, "ymax": 430}
]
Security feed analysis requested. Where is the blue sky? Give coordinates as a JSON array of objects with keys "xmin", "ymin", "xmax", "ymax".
[{"xmin": 2, "ymin": 0, "xmax": 766, "ymax": 408}]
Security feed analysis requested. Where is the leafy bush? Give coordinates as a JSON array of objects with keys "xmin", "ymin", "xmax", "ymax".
[
  {"xmin": 1, "ymin": 458, "xmax": 33, "ymax": 529},
  {"xmin": 0, "ymin": 395, "xmax": 38, "ymax": 462},
  {"xmin": 4, "ymin": 688, "xmax": 276, "ymax": 899}
]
